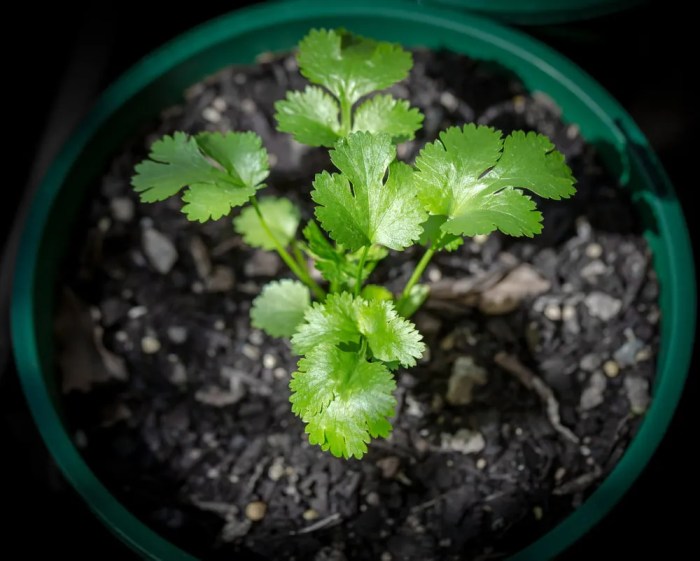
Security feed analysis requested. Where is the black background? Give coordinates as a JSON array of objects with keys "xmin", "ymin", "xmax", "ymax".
[{"xmin": 3, "ymin": 1, "xmax": 697, "ymax": 558}]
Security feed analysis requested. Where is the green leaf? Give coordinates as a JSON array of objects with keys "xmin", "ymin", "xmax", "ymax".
[
  {"xmin": 182, "ymin": 183, "xmax": 255, "ymax": 222},
  {"xmin": 415, "ymin": 124, "xmax": 576, "ymax": 238},
  {"xmin": 418, "ymin": 215, "xmax": 463, "ymax": 252},
  {"xmin": 297, "ymin": 29, "xmax": 412, "ymax": 104},
  {"xmin": 352, "ymin": 95, "xmax": 423, "ymax": 143},
  {"xmin": 132, "ymin": 132, "xmax": 231, "ymax": 202},
  {"xmin": 233, "ymin": 197, "xmax": 301, "ymax": 250},
  {"xmin": 195, "ymin": 131, "xmax": 269, "ymax": 189},
  {"xmin": 312, "ymin": 132, "xmax": 426, "ymax": 251},
  {"xmin": 292, "ymin": 292, "xmax": 424, "ymax": 367},
  {"xmin": 442, "ymin": 187, "xmax": 543, "ymax": 237},
  {"xmin": 292, "ymin": 292, "xmax": 360, "ymax": 355},
  {"xmin": 274, "ymin": 86, "xmax": 341, "ymax": 147},
  {"xmin": 250, "ymin": 280, "xmax": 311, "ymax": 338},
  {"xmin": 360, "ymin": 284, "xmax": 394, "ymax": 302},
  {"xmin": 355, "ymin": 299, "xmax": 425, "ymax": 366},
  {"xmin": 132, "ymin": 131, "xmax": 270, "ymax": 222},
  {"xmin": 290, "ymin": 343, "xmax": 396, "ymax": 459},
  {"xmin": 489, "ymin": 131, "xmax": 576, "ymax": 199}
]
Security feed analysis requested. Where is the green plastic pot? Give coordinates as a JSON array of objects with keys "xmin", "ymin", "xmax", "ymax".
[
  {"xmin": 425, "ymin": 0, "xmax": 645, "ymax": 24},
  {"xmin": 10, "ymin": 1, "xmax": 695, "ymax": 560}
]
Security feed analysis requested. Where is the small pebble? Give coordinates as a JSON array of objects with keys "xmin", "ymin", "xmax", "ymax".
[
  {"xmin": 212, "ymin": 96, "xmax": 227, "ymax": 111},
  {"xmin": 263, "ymin": 354, "xmax": 277, "ymax": 369},
  {"xmin": 585, "ymin": 243, "xmax": 603, "ymax": 258},
  {"xmin": 142, "ymin": 228, "xmax": 178, "ymax": 274},
  {"xmin": 439, "ymin": 91, "xmax": 459, "ymax": 111},
  {"xmin": 555, "ymin": 467, "xmax": 566, "ymax": 481},
  {"xmin": 533, "ymin": 506, "xmax": 544, "ymax": 520},
  {"xmin": 268, "ymin": 462, "xmax": 285, "ymax": 481},
  {"xmin": 380, "ymin": 553, "xmax": 392, "ymax": 561},
  {"xmin": 202, "ymin": 107, "xmax": 221, "ymax": 123},
  {"xmin": 376, "ymin": 456, "xmax": 401, "ymax": 479},
  {"xmin": 273, "ymin": 367, "xmax": 287, "ymax": 380},
  {"xmin": 241, "ymin": 99, "xmax": 256, "ymax": 114},
  {"xmin": 603, "ymin": 360, "xmax": 620, "ymax": 378},
  {"xmin": 127, "ymin": 306, "xmax": 147, "ymax": 319},
  {"xmin": 584, "ymin": 292, "xmax": 622, "ymax": 321},
  {"xmin": 141, "ymin": 336, "xmax": 161, "ymax": 354},
  {"xmin": 242, "ymin": 343, "xmax": 260, "ymax": 360},
  {"xmin": 366, "ymin": 491, "xmax": 380, "ymax": 507},
  {"xmin": 110, "ymin": 197, "xmax": 134, "ymax": 222},
  {"xmin": 303, "ymin": 509, "xmax": 319, "ymax": 521},
  {"xmin": 476, "ymin": 458, "xmax": 487, "ymax": 470},
  {"xmin": 624, "ymin": 376, "xmax": 651, "ymax": 414},
  {"xmin": 245, "ymin": 501, "xmax": 267, "ymax": 521},
  {"xmin": 544, "ymin": 303, "xmax": 562, "ymax": 321}
]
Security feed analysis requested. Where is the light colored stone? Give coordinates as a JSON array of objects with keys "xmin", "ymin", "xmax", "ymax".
[
  {"xmin": 195, "ymin": 385, "xmax": 244, "ymax": 407},
  {"xmin": 441, "ymin": 428, "xmax": 485, "ymax": 454},
  {"xmin": 245, "ymin": 501, "xmax": 267, "ymax": 521},
  {"xmin": 446, "ymin": 356, "xmax": 487, "ymax": 405},
  {"xmin": 141, "ymin": 336, "xmax": 161, "ymax": 354},
  {"xmin": 624, "ymin": 376, "xmax": 650, "ymax": 414},
  {"xmin": 167, "ymin": 326, "xmax": 188, "ymax": 344},
  {"xmin": 584, "ymin": 292, "xmax": 622, "ymax": 321},
  {"xmin": 478, "ymin": 264, "xmax": 551, "ymax": 315},
  {"xmin": 142, "ymin": 228, "xmax": 178, "ymax": 274},
  {"xmin": 603, "ymin": 360, "xmax": 620, "ymax": 378},
  {"xmin": 110, "ymin": 197, "xmax": 134, "ymax": 222},
  {"xmin": 579, "ymin": 371, "xmax": 607, "ymax": 410}
]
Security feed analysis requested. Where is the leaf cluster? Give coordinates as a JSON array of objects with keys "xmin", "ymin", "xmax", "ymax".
[{"xmin": 131, "ymin": 29, "xmax": 576, "ymax": 459}]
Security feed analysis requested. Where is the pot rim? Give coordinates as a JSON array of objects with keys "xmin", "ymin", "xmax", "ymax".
[{"xmin": 10, "ymin": 2, "xmax": 696, "ymax": 560}]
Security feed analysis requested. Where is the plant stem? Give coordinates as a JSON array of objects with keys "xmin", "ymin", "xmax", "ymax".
[
  {"xmin": 398, "ymin": 240, "xmax": 439, "ymax": 303},
  {"xmin": 340, "ymin": 94, "xmax": 352, "ymax": 136},
  {"xmin": 290, "ymin": 238, "xmax": 307, "ymax": 270},
  {"xmin": 251, "ymin": 198, "xmax": 326, "ymax": 300},
  {"xmin": 354, "ymin": 245, "xmax": 370, "ymax": 296}
]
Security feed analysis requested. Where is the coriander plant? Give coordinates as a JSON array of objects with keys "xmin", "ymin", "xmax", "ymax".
[{"xmin": 132, "ymin": 29, "xmax": 576, "ymax": 459}]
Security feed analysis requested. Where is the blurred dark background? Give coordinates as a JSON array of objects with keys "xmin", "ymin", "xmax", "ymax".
[{"xmin": 2, "ymin": 1, "xmax": 696, "ymax": 558}]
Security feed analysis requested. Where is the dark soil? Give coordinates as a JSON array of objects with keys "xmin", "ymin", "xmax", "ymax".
[{"xmin": 57, "ymin": 50, "xmax": 659, "ymax": 561}]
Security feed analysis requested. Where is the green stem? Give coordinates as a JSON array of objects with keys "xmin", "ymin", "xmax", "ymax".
[
  {"xmin": 340, "ymin": 94, "xmax": 352, "ymax": 136},
  {"xmin": 398, "ymin": 239, "xmax": 439, "ymax": 303},
  {"xmin": 354, "ymin": 245, "xmax": 371, "ymax": 296},
  {"xmin": 251, "ymin": 198, "xmax": 326, "ymax": 300},
  {"xmin": 290, "ymin": 238, "xmax": 307, "ymax": 271}
]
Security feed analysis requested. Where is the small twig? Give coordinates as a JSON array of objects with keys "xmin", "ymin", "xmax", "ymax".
[
  {"xmin": 553, "ymin": 466, "xmax": 602, "ymax": 495},
  {"xmin": 292, "ymin": 513, "xmax": 342, "ymax": 535},
  {"xmin": 494, "ymin": 352, "xmax": 579, "ymax": 444},
  {"xmin": 410, "ymin": 492, "xmax": 449, "ymax": 513}
]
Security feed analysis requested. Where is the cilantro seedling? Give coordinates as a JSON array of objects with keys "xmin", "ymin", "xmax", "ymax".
[{"xmin": 132, "ymin": 28, "xmax": 576, "ymax": 459}]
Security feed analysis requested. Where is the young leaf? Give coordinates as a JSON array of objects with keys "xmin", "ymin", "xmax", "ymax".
[
  {"xmin": 297, "ymin": 29, "xmax": 412, "ymax": 104},
  {"xmin": 132, "ymin": 131, "xmax": 270, "ymax": 222},
  {"xmin": 355, "ymin": 299, "xmax": 425, "ymax": 366},
  {"xmin": 233, "ymin": 197, "xmax": 301, "ymax": 250},
  {"xmin": 195, "ymin": 131, "xmax": 269, "ymax": 189},
  {"xmin": 132, "ymin": 132, "xmax": 231, "ymax": 202},
  {"xmin": 182, "ymin": 183, "xmax": 255, "ymax": 222},
  {"xmin": 291, "ymin": 292, "xmax": 360, "ymax": 355},
  {"xmin": 274, "ymin": 86, "xmax": 340, "ymax": 147},
  {"xmin": 292, "ymin": 292, "xmax": 424, "ymax": 367},
  {"xmin": 312, "ymin": 132, "xmax": 426, "ymax": 251},
  {"xmin": 290, "ymin": 343, "xmax": 396, "ymax": 459},
  {"xmin": 250, "ymin": 279, "xmax": 311, "ymax": 338},
  {"xmin": 352, "ymin": 95, "xmax": 423, "ymax": 143},
  {"xmin": 415, "ymin": 124, "xmax": 576, "ymax": 238}
]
